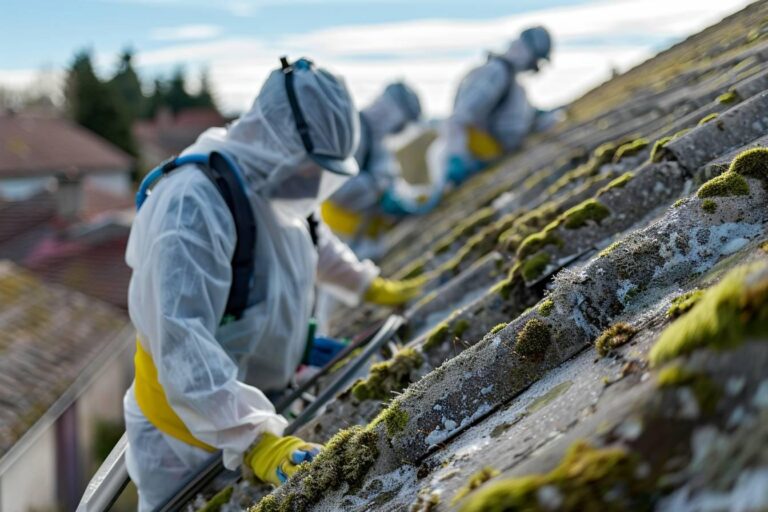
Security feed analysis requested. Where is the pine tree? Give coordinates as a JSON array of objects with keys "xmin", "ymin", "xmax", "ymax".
[
  {"xmin": 165, "ymin": 68, "xmax": 196, "ymax": 114},
  {"xmin": 109, "ymin": 48, "xmax": 145, "ymax": 121},
  {"xmin": 65, "ymin": 50, "xmax": 137, "ymax": 156},
  {"xmin": 194, "ymin": 69, "xmax": 217, "ymax": 109}
]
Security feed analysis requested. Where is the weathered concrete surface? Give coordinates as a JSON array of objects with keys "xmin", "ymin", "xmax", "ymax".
[{"xmin": 191, "ymin": 3, "xmax": 768, "ymax": 510}]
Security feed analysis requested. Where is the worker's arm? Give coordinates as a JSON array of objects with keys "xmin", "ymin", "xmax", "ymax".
[
  {"xmin": 330, "ymin": 140, "xmax": 399, "ymax": 213},
  {"xmin": 314, "ymin": 218, "xmax": 379, "ymax": 306},
  {"xmin": 129, "ymin": 173, "xmax": 287, "ymax": 470}
]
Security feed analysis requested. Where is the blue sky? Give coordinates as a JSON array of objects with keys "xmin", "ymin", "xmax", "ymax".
[{"xmin": 0, "ymin": 0, "xmax": 750, "ymax": 116}]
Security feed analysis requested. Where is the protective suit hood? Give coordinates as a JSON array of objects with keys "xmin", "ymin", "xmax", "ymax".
[
  {"xmin": 361, "ymin": 81, "xmax": 422, "ymax": 139},
  {"xmin": 183, "ymin": 59, "xmax": 360, "ymax": 217}
]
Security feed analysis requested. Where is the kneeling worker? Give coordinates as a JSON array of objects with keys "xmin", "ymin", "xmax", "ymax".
[
  {"xmin": 322, "ymin": 81, "xmax": 428, "ymax": 257},
  {"xmin": 429, "ymin": 26, "xmax": 561, "ymax": 186},
  {"xmin": 124, "ymin": 57, "xmax": 421, "ymax": 510}
]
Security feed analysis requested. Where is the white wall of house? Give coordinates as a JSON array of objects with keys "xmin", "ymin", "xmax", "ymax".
[
  {"xmin": 0, "ymin": 172, "xmax": 132, "ymax": 202},
  {"xmin": 86, "ymin": 173, "xmax": 132, "ymax": 196},
  {"xmin": 0, "ymin": 332, "xmax": 134, "ymax": 511},
  {"xmin": 0, "ymin": 424, "xmax": 57, "ymax": 512},
  {"xmin": 77, "ymin": 340, "xmax": 133, "ymax": 481},
  {"xmin": 0, "ymin": 177, "xmax": 52, "ymax": 200}
]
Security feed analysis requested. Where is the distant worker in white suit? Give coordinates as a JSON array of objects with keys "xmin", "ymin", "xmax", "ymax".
[
  {"xmin": 322, "ymin": 81, "xmax": 427, "ymax": 257},
  {"xmin": 429, "ymin": 26, "xmax": 562, "ymax": 186}
]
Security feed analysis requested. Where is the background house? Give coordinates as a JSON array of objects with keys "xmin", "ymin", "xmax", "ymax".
[
  {"xmin": 0, "ymin": 113, "xmax": 133, "ymax": 202},
  {"xmin": 0, "ymin": 114, "xmax": 135, "ymax": 310},
  {"xmin": 133, "ymin": 106, "xmax": 227, "ymax": 167},
  {"xmin": 0, "ymin": 261, "xmax": 133, "ymax": 512}
]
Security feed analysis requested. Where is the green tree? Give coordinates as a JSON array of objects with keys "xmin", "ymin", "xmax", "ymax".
[
  {"xmin": 143, "ymin": 78, "xmax": 166, "ymax": 119},
  {"xmin": 65, "ymin": 50, "xmax": 137, "ymax": 156},
  {"xmin": 194, "ymin": 69, "xmax": 217, "ymax": 109},
  {"xmin": 109, "ymin": 48, "xmax": 145, "ymax": 121},
  {"xmin": 165, "ymin": 68, "xmax": 197, "ymax": 114}
]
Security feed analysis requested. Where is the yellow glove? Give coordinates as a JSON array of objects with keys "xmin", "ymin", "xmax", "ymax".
[
  {"xmin": 245, "ymin": 433, "xmax": 322, "ymax": 486},
  {"xmin": 364, "ymin": 276, "xmax": 424, "ymax": 306}
]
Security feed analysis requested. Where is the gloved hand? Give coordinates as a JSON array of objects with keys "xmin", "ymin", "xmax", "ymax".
[
  {"xmin": 304, "ymin": 335, "xmax": 349, "ymax": 367},
  {"xmin": 364, "ymin": 276, "xmax": 424, "ymax": 306},
  {"xmin": 380, "ymin": 188, "xmax": 413, "ymax": 216},
  {"xmin": 445, "ymin": 155, "xmax": 481, "ymax": 186},
  {"xmin": 245, "ymin": 432, "xmax": 322, "ymax": 486}
]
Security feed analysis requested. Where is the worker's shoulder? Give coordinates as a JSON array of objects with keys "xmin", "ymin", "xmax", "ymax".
[
  {"xmin": 466, "ymin": 58, "xmax": 508, "ymax": 83},
  {"xmin": 147, "ymin": 163, "xmax": 233, "ymax": 226}
]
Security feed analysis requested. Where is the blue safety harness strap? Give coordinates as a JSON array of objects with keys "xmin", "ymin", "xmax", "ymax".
[{"xmin": 136, "ymin": 151, "xmax": 256, "ymax": 323}]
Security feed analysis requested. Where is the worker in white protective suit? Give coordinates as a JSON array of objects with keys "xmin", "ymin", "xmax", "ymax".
[
  {"xmin": 123, "ymin": 57, "xmax": 422, "ymax": 511},
  {"xmin": 428, "ymin": 26, "xmax": 561, "ymax": 187},
  {"xmin": 321, "ymin": 81, "xmax": 428, "ymax": 257}
]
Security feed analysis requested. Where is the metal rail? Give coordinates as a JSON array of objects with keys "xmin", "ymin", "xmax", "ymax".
[{"xmin": 77, "ymin": 315, "xmax": 403, "ymax": 512}]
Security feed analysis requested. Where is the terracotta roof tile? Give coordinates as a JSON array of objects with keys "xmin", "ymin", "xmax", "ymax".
[{"xmin": 0, "ymin": 115, "xmax": 133, "ymax": 177}]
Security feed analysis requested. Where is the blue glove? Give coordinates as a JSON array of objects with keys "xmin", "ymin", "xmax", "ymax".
[
  {"xmin": 446, "ymin": 156, "xmax": 481, "ymax": 186},
  {"xmin": 304, "ymin": 336, "xmax": 348, "ymax": 367},
  {"xmin": 380, "ymin": 188, "xmax": 412, "ymax": 216}
]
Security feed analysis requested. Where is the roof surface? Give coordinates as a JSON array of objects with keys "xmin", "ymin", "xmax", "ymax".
[
  {"xmin": 0, "ymin": 261, "xmax": 129, "ymax": 457},
  {"xmin": 0, "ymin": 115, "xmax": 132, "ymax": 177},
  {"xmin": 198, "ymin": 1, "xmax": 768, "ymax": 510}
]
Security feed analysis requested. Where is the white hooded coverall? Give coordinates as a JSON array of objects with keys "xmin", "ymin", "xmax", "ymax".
[{"xmin": 123, "ymin": 62, "xmax": 377, "ymax": 511}]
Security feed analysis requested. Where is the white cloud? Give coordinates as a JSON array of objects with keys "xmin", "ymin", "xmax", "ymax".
[
  {"xmin": 150, "ymin": 24, "xmax": 222, "ymax": 42},
  {"xmin": 0, "ymin": 0, "xmax": 752, "ymax": 117}
]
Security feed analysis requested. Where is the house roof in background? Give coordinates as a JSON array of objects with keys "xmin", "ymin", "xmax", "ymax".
[
  {"xmin": 0, "ymin": 185, "xmax": 134, "ymax": 309},
  {"xmin": 0, "ymin": 115, "xmax": 133, "ymax": 177},
  {"xmin": 0, "ymin": 260, "xmax": 130, "ymax": 458},
  {"xmin": 134, "ymin": 107, "xmax": 227, "ymax": 159}
]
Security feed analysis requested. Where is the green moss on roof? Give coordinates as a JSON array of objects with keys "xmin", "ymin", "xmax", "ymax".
[
  {"xmin": 351, "ymin": 348, "xmax": 423, "ymax": 402},
  {"xmin": 698, "ymin": 112, "xmax": 719, "ymax": 126},
  {"xmin": 424, "ymin": 321, "xmax": 450, "ymax": 351},
  {"xmin": 650, "ymin": 136, "xmax": 673, "ymax": 163},
  {"xmin": 561, "ymin": 199, "xmax": 611, "ymax": 230},
  {"xmin": 650, "ymin": 262, "xmax": 768, "ymax": 366},
  {"xmin": 517, "ymin": 228, "xmax": 563, "ymax": 260},
  {"xmin": 452, "ymin": 467, "xmax": 500, "ymax": 505},
  {"xmin": 612, "ymin": 138, "xmax": 649, "ymax": 163},
  {"xmin": 716, "ymin": 90, "xmax": 740, "ymax": 105},
  {"xmin": 433, "ymin": 207, "xmax": 496, "ymax": 255},
  {"xmin": 701, "ymin": 199, "xmax": 718, "ymax": 213},
  {"xmin": 667, "ymin": 289, "xmax": 705, "ymax": 319},
  {"xmin": 459, "ymin": 441, "xmax": 650, "ymax": 511},
  {"xmin": 490, "ymin": 323, "xmax": 507, "ymax": 335},
  {"xmin": 453, "ymin": 319, "xmax": 471, "ymax": 338},
  {"xmin": 197, "ymin": 486, "xmax": 233, "ymax": 512},
  {"xmin": 521, "ymin": 251, "xmax": 551, "ymax": 282},
  {"xmin": 728, "ymin": 146, "xmax": 768, "ymax": 180},
  {"xmin": 595, "ymin": 322, "xmax": 638, "ymax": 357},
  {"xmin": 599, "ymin": 240, "xmax": 624, "ymax": 258},
  {"xmin": 253, "ymin": 425, "xmax": 379, "ymax": 512},
  {"xmin": 515, "ymin": 318, "xmax": 552, "ymax": 359},
  {"xmin": 598, "ymin": 172, "xmax": 634, "ymax": 195},
  {"xmin": 538, "ymin": 299, "xmax": 554, "ymax": 317},
  {"xmin": 696, "ymin": 171, "xmax": 749, "ymax": 198},
  {"xmin": 371, "ymin": 402, "xmax": 409, "ymax": 438},
  {"xmin": 545, "ymin": 141, "xmax": 620, "ymax": 196}
]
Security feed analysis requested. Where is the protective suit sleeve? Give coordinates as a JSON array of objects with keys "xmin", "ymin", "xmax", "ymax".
[
  {"xmin": 330, "ymin": 140, "xmax": 399, "ymax": 213},
  {"xmin": 445, "ymin": 61, "xmax": 509, "ymax": 160},
  {"xmin": 452, "ymin": 61, "xmax": 510, "ymax": 128},
  {"xmin": 315, "ymin": 219, "xmax": 379, "ymax": 306},
  {"xmin": 130, "ymin": 173, "xmax": 287, "ymax": 470}
]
